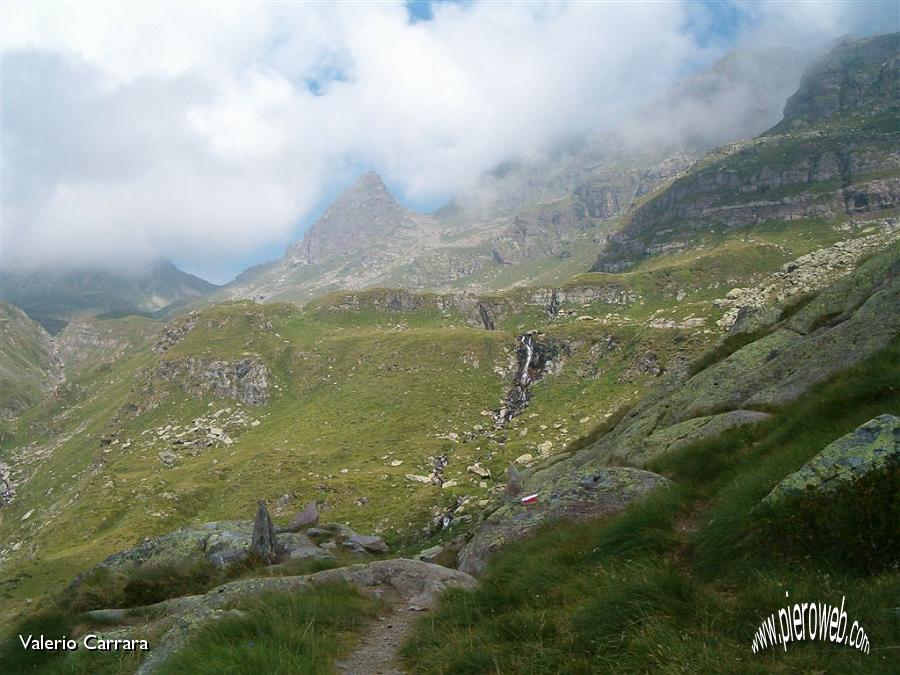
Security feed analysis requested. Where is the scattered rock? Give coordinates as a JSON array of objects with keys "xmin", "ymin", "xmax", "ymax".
[
  {"xmin": 467, "ymin": 463, "xmax": 491, "ymax": 479},
  {"xmin": 515, "ymin": 453, "xmax": 534, "ymax": 465},
  {"xmin": 158, "ymin": 451, "xmax": 178, "ymax": 468},
  {"xmin": 405, "ymin": 474, "xmax": 433, "ymax": 484}
]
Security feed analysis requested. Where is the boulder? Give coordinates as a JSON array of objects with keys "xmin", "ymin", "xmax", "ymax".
[
  {"xmin": 278, "ymin": 532, "xmax": 332, "ymax": 560},
  {"xmin": 761, "ymin": 415, "xmax": 899, "ymax": 505},
  {"xmin": 205, "ymin": 527, "xmax": 252, "ymax": 569},
  {"xmin": 158, "ymin": 451, "xmax": 178, "ymax": 468},
  {"xmin": 458, "ymin": 467, "xmax": 668, "ymax": 576},
  {"xmin": 281, "ymin": 501, "xmax": 319, "ymax": 532},
  {"xmin": 346, "ymin": 534, "xmax": 389, "ymax": 554},
  {"xmin": 79, "ymin": 521, "xmax": 254, "ymax": 577}
]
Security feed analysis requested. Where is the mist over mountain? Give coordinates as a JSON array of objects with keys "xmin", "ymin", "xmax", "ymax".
[
  {"xmin": 1, "ymin": 1, "xmax": 892, "ymax": 281},
  {"xmin": 0, "ymin": 259, "xmax": 216, "ymax": 333}
]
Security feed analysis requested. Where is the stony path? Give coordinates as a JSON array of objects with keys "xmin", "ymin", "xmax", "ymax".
[{"xmin": 335, "ymin": 605, "xmax": 423, "ymax": 675}]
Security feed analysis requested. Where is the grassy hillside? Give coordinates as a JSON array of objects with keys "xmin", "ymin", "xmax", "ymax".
[
  {"xmin": 0, "ymin": 302, "xmax": 62, "ymax": 426},
  {"xmin": 1, "ymin": 202, "xmax": 895, "ymax": 629},
  {"xmin": 0, "ymin": 289, "xmax": 710, "ymax": 624},
  {"xmin": 403, "ymin": 337, "xmax": 900, "ymax": 674}
]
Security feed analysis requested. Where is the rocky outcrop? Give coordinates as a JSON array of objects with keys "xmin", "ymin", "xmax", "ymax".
[
  {"xmin": 529, "ymin": 283, "xmax": 640, "ymax": 309},
  {"xmin": 594, "ymin": 36, "xmax": 900, "ymax": 273},
  {"xmin": 523, "ymin": 240, "xmax": 900, "ymax": 485},
  {"xmin": 775, "ymin": 33, "xmax": 899, "ymax": 130},
  {"xmin": 155, "ymin": 356, "xmax": 270, "ymax": 406},
  {"xmin": 761, "ymin": 415, "xmax": 899, "ymax": 505},
  {"xmin": 716, "ymin": 219, "xmax": 899, "ymax": 329},
  {"xmin": 0, "ymin": 462, "xmax": 13, "ymax": 507},
  {"xmin": 152, "ymin": 312, "xmax": 200, "ymax": 354},
  {"xmin": 458, "ymin": 467, "xmax": 668, "ymax": 576}
]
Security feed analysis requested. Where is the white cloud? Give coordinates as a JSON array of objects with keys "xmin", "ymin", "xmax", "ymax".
[{"xmin": 0, "ymin": 0, "xmax": 891, "ymax": 281}]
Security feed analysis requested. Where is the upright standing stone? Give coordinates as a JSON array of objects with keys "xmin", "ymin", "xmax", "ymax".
[
  {"xmin": 251, "ymin": 499, "xmax": 278, "ymax": 563},
  {"xmin": 503, "ymin": 465, "xmax": 523, "ymax": 501}
]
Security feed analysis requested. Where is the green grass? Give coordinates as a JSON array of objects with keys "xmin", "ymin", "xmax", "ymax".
[
  {"xmin": 0, "ymin": 609, "xmax": 146, "ymax": 674},
  {"xmin": 401, "ymin": 337, "xmax": 900, "ymax": 674},
  {"xmin": 0, "ymin": 582, "xmax": 377, "ymax": 675},
  {"xmin": 0, "ymin": 290, "xmax": 714, "ymax": 621},
  {"xmin": 158, "ymin": 583, "xmax": 380, "ymax": 675}
]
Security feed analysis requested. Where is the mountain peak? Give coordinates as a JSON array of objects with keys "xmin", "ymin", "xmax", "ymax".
[
  {"xmin": 354, "ymin": 170, "xmax": 386, "ymax": 190},
  {"xmin": 288, "ymin": 171, "xmax": 429, "ymax": 265}
]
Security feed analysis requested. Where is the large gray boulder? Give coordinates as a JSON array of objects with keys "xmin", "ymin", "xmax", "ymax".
[{"xmin": 762, "ymin": 414, "xmax": 899, "ymax": 505}]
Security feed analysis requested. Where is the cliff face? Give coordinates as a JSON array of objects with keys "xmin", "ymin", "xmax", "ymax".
[
  {"xmin": 593, "ymin": 34, "xmax": 900, "ymax": 272},
  {"xmin": 775, "ymin": 33, "xmax": 899, "ymax": 130}
]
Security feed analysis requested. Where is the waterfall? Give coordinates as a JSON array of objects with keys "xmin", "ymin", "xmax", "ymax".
[
  {"xmin": 519, "ymin": 334, "xmax": 534, "ymax": 386},
  {"xmin": 495, "ymin": 331, "xmax": 554, "ymax": 426}
]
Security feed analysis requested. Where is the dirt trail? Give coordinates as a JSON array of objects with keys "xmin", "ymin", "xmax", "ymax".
[{"xmin": 335, "ymin": 605, "xmax": 423, "ymax": 675}]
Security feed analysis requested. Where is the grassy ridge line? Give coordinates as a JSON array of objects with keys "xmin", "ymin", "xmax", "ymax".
[{"xmin": 402, "ymin": 337, "xmax": 900, "ymax": 674}]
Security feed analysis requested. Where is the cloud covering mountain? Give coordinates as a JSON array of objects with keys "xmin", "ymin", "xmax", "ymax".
[{"xmin": 1, "ymin": 0, "xmax": 893, "ymax": 282}]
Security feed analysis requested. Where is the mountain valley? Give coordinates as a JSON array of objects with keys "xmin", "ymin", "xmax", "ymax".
[{"xmin": 0, "ymin": 31, "xmax": 898, "ymax": 675}]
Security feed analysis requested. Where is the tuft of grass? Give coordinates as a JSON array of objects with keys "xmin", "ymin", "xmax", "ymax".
[
  {"xmin": 158, "ymin": 582, "xmax": 380, "ymax": 675},
  {"xmin": 60, "ymin": 558, "xmax": 256, "ymax": 613}
]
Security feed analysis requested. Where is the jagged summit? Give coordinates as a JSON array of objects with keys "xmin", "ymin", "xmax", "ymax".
[{"xmin": 287, "ymin": 170, "xmax": 433, "ymax": 265}]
